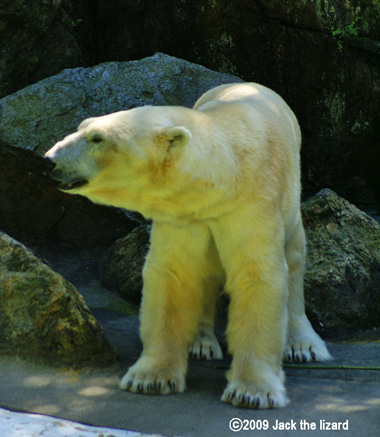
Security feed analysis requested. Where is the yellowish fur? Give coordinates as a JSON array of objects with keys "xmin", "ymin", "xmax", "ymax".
[{"xmin": 45, "ymin": 83, "xmax": 331, "ymax": 409}]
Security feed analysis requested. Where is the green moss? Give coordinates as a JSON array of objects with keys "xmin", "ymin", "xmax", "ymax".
[
  {"xmin": 219, "ymin": 32, "xmax": 235, "ymax": 48},
  {"xmin": 336, "ymin": 1, "xmax": 380, "ymax": 38},
  {"xmin": 332, "ymin": 17, "xmax": 362, "ymax": 51},
  {"xmin": 71, "ymin": 18, "xmax": 83, "ymax": 28}
]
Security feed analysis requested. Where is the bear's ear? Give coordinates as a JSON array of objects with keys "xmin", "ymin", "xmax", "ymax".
[
  {"xmin": 155, "ymin": 126, "xmax": 192, "ymax": 149},
  {"xmin": 77, "ymin": 117, "xmax": 98, "ymax": 131}
]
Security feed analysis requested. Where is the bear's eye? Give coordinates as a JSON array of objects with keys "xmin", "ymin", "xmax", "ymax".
[{"xmin": 91, "ymin": 134, "xmax": 103, "ymax": 144}]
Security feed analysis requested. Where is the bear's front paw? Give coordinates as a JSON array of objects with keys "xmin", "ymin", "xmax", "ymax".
[
  {"xmin": 119, "ymin": 359, "xmax": 185, "ymax": 395},
  {"xmin": 188, "ymin": 330, "xmax": 223, "ymax": 360},
  {"xmin": 221, "ymin": 381, "xmax": 289, "ymax": 409}
]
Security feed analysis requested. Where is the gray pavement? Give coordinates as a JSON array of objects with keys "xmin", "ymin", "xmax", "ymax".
[
  {"xmin": 1, "ymin": 325, "xmax": 379, "ymax": 436},
  {"xmin": 0, "ymin": 247, "xmax": 379, "ymax": 436}
]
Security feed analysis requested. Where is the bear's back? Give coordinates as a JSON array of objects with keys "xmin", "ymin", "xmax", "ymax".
[{"xmin": 194, "ymin": 83, "xmax": 301, "ymax": 153}]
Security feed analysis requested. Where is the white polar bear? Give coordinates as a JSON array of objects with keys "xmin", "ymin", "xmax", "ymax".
[{"xmin": 45, "ymin": 83, "xmax": 331, "ymax": 409}]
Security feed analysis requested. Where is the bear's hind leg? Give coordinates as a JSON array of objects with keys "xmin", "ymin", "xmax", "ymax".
[
  {"xmin": 284, "ymin": 221, "xmax": 332, "ymax": 363},
  {"xmin": 120, "ymin": 222, "xmax": 211, "ymax": 394},
  {"xmin": 189, "ymin": 237, "xmax": 225, "ymax": 361},
  {"xmin": 188, "ymin": 282, "xmax": 224, "ymax": 361}
]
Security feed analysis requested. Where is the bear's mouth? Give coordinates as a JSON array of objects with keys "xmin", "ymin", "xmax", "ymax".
[{"xmin": 58, "ymin": 180, "xmax": 88, "ymax": 191}]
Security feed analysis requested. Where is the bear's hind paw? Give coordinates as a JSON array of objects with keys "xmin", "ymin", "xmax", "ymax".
[
  {"xmin": 285, "ymin": 316, "xmax": 332, "ymax": 363},
  {"xmin": 188, "ymin": 330, "xmax": 223, "ymax": 361},
  {"xmin": 283, "ymin": 338, "xmax": 332, "ymax": 363}
]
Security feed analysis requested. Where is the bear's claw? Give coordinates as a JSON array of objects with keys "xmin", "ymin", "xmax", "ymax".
[
  {"xmin": 119, "ymin": 359, "xmax": 186, "ymax": 395},
  {"xmin": 283, "ymin": 340, "xmax": 332, "ymax": 363}
]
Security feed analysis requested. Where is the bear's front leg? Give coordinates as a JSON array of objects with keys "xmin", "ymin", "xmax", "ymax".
[
  {"xmin": 120, "ymin": 222, "xmax": 211, "ymax": 395},
  {"xmin": 221, "ymin": 264, "xmax": 289, "ymax": 409},
  {"xmin": 211, "ymin": 217, "xmax": 289, "ymax": 409}
]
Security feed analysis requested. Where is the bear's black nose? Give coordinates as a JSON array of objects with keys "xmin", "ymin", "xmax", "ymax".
[{"xmin": 44, "ymin": 157, "xmax": 56, "ymax": 172}]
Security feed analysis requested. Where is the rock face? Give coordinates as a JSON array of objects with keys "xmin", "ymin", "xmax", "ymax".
[
  {"xmin": 0, "ymin": 0, "xmax": 84, "ymax": 99},
  {"xmin": 303, "ymin": 189, "xmax": 380, "ymax": 337},
  {"xmin": 0, "ymin": 54, "xmax": 241, "ymax": 245},
  {"xmin": 0, "ymin": 231, "xmax": 117, "ymax": 366},
  {"xmin": 100, "ymin": 225, "xmax": 151, "ymax": 304}
]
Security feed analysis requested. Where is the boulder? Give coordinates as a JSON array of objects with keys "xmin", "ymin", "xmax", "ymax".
[
  {"xmin": 100, "ymin": 225, "xmax": 151, "ymax": 304},
  {"xmin": 303, "ymin": 189, "xmax": 380, "ymax": 337},
  {"xmin": 0, "ymin": 54, "xmax": 241, "ymax": 246},
  {"xmin": 0, "ymin": 231, "xmax": 117, "ymax": 366},
  {"xmin": 0, "ymin": 53, "xmax": 242, "ymax": 154}
]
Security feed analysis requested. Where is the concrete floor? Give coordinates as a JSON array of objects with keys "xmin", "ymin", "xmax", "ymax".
[{"xmin": 1, "ymin": 322, "xmax": 380, "ymax": 436}]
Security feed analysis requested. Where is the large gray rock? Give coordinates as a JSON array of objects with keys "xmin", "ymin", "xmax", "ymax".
[
  {"xmin": 0, "ymin": 231, "xmax": 117, "ymax": 366},
  {"xmin": 0, "ymin": 53, "xmax": 242, "ymax": 154},
  {"xmin": 303, "ymin": 189, "xmax": 380, "ymax": 337},
  {"xmin": 0, "ymin": 54, "xmax": 241, "ymax": 246}
]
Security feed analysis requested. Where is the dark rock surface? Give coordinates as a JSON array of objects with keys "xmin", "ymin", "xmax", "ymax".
[
  {"xmin": 303, "ymin": 189, "xmax": 380, "ymax": 337},
  {"xmin": 0, "ymin": 231, "xmax": 117, "ymax": 366},
  {"xmin": 0, "ymin": 0, "xmax": 84, "ymax": 99},
  {"xmin": 100, "ymin": 225, "xmax": 151, "ymax": 304},
  {"xmin": 0, "ymin": 140, "xmax": 135, "ymax": 247}
]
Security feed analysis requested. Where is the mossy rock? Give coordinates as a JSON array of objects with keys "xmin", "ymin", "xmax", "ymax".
[
  {"xmin": 0, "ymin": 231, "xmax": 117, "ymax": 366},
  {"xmin": 303, "ymin": 189, "xmax": 380, "ymax": 337}
]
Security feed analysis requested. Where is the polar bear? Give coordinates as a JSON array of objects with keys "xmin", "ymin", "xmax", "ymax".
[{"xmin": 44, "ymin": 83, "xmax": 331, "ymax": 409}]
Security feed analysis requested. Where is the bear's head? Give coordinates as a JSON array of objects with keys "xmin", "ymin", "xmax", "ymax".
[{"xmin": 44, "ymin": 107, "xmax": 192, "ymax": 211}]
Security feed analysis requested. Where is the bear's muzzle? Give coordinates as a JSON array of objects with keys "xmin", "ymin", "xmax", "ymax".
[{"xmin": 43, "ymin": 157, "xmax": 88, "ymax": 191}]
